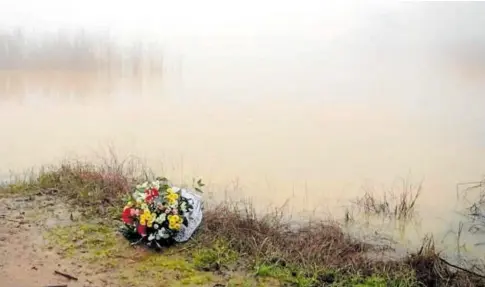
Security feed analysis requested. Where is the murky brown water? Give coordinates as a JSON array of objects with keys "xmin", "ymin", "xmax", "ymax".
[{"xmin": 1, "ymin": 1, "xmax": 485, "ymax": 260}]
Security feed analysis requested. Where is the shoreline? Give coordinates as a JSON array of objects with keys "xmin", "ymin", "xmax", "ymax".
[{"xmin": 1, "ymin": 162, "xmax": 484, "ymax": 286}]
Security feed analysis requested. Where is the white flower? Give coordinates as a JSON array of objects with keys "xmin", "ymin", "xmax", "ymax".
[
  {"xmin": 154, "ymin": 224, "xmax": 159, "ymax": 229},
  {"xmin": 148, "ymin": 234, "xmax": 155, "ymax": 241},
  {"xmin": 155, "ymin": 213, "xmax": 166, "ymax": 224},
  {"xmin": 136, "ymin": 182, "xmax": 149, "ymax": 190},
  {"xmin": 170, "ymin": 201, "xmax": 178, "ymax": 209},
  {"xmin": 152, "ymin": 181, "xmax": 160, "ymax": 189},
  {"xmin": 158, "ymin": 228, "xmax": 170, "ymax": 239},
  {"xmin": 180, "ymin": 202, "xmax": 187, "ymax": 212},
  {"xmin": 133, "ymin": 190, "xmax": 147, "ymax": 202}
]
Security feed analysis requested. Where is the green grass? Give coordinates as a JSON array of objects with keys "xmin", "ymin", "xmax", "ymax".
[
  {"xmin": 45, "ymin": 222, "xmax": 221, "ymax": 286},
  {"xmin": 130, "ymin": 253, "xmax": 215, "ymax": 286},
  {"xmin": 45, "ymin": 223, "xmax": 126, "ymax": 267},
  {"xmin": 192, "ymin": 239, "xmax": 239, "ymax": 271},
  {"xmin": 254, "ymin": 263, "xmax": 316, "ymax": 287}
]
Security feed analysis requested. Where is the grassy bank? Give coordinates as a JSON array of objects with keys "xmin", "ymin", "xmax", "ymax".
[{"xmin": 1, "ymin": 161, "xmax": 484, "ymax": 286}]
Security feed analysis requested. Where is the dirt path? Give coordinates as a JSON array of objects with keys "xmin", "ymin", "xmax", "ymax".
[{"xmin": 0, "ymin": 195, "xmax": 115, "ymax": 287}]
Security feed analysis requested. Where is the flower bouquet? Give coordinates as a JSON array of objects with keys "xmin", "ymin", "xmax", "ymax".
[{"xmin": 120, "ymin": 177, "xmax": 203, "ymax": 248}]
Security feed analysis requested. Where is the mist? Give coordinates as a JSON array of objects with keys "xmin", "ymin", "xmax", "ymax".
[{"xmin": 0, "ymin": 0, "xmax": 485, "ymax": 253}]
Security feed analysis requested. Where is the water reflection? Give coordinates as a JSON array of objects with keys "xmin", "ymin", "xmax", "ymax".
[{"xmin": 0, "ymin": 28, "xmax": 164, "ymax": 103}]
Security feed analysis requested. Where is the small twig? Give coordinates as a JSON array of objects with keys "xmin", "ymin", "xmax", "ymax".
[
  {"xmin": 456, "ymin": 222, "xmax": 464, "ymax": 257},
  {"xmin": 456, "ymin": 181, "xmax": 484, "ymax": 201},
  {"xmin": 113, "ymin": 254, "xmax": 137, "ymax": 263},
  {"xmin": 130, "ymin": 237, "xmax": 144, "ymax": 247},
  {"xmin": 439, "ymin": 257, "xmax": 485, "ymax": 279},
  {"xmin": 4, "ymin": 218, "xmax": 27, "ymax": 224},
  {"xmin": 154, "ymin": 240, "xmax": 163, "ymax": 250},
  {"xmin": 164, "ymin": 247, "xmax": 189, "ymax": 256},
  {"xmin": 39, "ymin": 202, "xmax": 56, "ymax": 208},
  {"xmin": 54, "ymin": 270, "xmax": 78, "ymax": 281}
]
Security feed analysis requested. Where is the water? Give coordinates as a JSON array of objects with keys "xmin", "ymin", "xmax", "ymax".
[{"xmin": 1, "ymin": 1, "xmax": 485, "ymax": 261}]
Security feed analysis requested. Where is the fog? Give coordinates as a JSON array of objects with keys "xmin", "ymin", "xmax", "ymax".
[{"xmin": 0, "ymin": 0, "xmax": 485, "ymax": 255}]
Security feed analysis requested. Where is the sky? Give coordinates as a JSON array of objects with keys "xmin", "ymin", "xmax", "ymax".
[{"xmin": 0, "ymin": 1, "xmax": 396, "ymax": 41}]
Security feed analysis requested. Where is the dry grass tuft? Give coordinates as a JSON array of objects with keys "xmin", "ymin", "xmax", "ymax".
[
  {"xmin": 196, "ymin": 201, "xmax": 370, "ymax": 270},
  {"xmin": 354, "ymin": 178, "xmax": 422, "ymax": 220},
  {"xmin": 404, "ymin": 235, "xmax": 485, "ymax": 287},
  {"xmin": 195, "ymin": 199, "xmax": 485, "ymax": 286},
  {"xmin": 0, "ymin": 156, "xmax": 148, "ymax": 217}
]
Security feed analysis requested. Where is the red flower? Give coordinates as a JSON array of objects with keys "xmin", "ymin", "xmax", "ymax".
[
  {"xmin": 137, "ymin": 224, "xmax": 147, "ymax": 237},
  {"xmin": 122, "ymin": 208, "xmax": 134, "ymax": 224},
  {"xmin": 151, "ymin": 188, "xmax": 159, "ymax": 197},
  {"xmin": 145, "ymin": 188, "xmax": 159, "ymax": 203}
]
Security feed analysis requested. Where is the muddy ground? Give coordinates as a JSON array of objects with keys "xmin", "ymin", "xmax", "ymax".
[
  {"xmin": 0, "ymin": 195, "xmax": 116, "ymax": 287},
  {"xmin": 0, "ymin": 193, "xmax": 264, "ymax": 287}
]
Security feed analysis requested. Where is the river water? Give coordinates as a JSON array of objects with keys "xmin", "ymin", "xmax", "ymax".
[{"xmin": 1, "ymin": 1, "xmax": 485, "ymax": 261}]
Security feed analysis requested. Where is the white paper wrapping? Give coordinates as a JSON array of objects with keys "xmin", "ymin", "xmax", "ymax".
[{"xmin": 173, "ymin": 188, "xmax": 204, "ymax": 242}]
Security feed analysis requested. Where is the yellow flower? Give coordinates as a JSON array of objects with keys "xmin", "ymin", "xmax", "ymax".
[
  {"xmin": 139, "ymin": 215, "xmax": 146, "ymax": 226},
  {"xmin": 166, "ymin": 199, "xmax": 176, "ymax": 206},
  {"xmin": 166, "ymin": 188, "xmax": 178, "ymax": 196},
  {"xmin": 168, "ymin": 214, "xmax": 181, "ymax": 223},
  {"xmin": 169, "ymin": 222, "xmax": 181, "ymax": 230},
  {"xmin": 168, "ymin": 215, "xmax": 183, "ymax": 230},
  {"xmin": 147, "ymin": 213, "xmax": 156, "ymax": 228},
  {"xmin": 139, "ymin": 209, "xmax": 153, "ymax": 226},
  {"xmin": 165, "ymin": 192, "xmax": 179, "ymax": 204}
]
